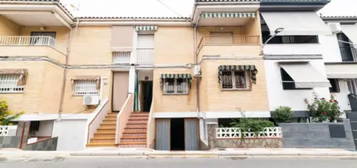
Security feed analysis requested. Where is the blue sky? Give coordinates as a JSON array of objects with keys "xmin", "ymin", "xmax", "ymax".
[{"xmin": 61, "ymin": 0, "xmax": 357, "ymax": 17}]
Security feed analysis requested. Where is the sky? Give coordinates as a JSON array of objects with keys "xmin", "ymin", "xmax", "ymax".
[{"xmin": 61, "ymin": 0, "xmax": 357, "ymax": 17}]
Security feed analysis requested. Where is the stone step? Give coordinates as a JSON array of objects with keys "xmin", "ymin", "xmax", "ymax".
[
  {"xmin": 123, "ymin": 129, "xmax": 147, "ymax": 134},
  {"xmin": 86, "ymin": 143, "xmax": 117, "ymax": 147},
  {"xmin": 126, "ymin": 124, "xmax": 147, "ymax": 129},
  {"xmin": 99, "ymin": 126, "xmax": 116, "ymax": 130},
  {"xmin": 95, "ymin": 130, "xmax": 116, "ymax": 134},
  {"xmin": 127, "ymin": 121, "xmax": 147, "ymax": 125},
  {"xmin": 128, "ymin": 118, "xmax": 148, "ymax": 122},
  {"xmin": 90, "ymin": 139, "xmax": 115, "ymax": 143},
  {"xmin": 103, "ymin": 118, "xmax": 117, "ymax": 122},
  {"xmin": 130, "ymin": 113, "xmax": 149, "ymax": 117},
  {"xmin": 122, "ymin": 134, "xmax": 146, "ymax": 139},
  {"xmin": 92, "ymin": 135, "xmax": 115, "ymax": 140},
  {"xmin": 120, "ymin": 138, "xmax": 146, "ymax": 143},
  {"xmin": 119, "ymin": 144, "xmax": 147, "ymax": 148},
  {"xmin": 119, "ymin": 141, "xmax": 146, "ymax": 146},
  {"xmin": 97, "ymin": 128, "xmax": 115, "ymax": 132}
]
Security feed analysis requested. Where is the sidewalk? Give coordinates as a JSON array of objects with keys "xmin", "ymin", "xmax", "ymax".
[{"xmin": 0, "ymin": 148, "xmax": 356, "ymax": 161}]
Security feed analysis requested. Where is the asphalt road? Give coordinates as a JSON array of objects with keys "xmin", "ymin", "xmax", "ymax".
[{"xmin": 0, "ymin": 157, "xmax": 356, "ymax": 168}]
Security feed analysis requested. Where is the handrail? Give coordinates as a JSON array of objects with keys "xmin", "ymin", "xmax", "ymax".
[
  {"xmin": 115, "ymin": 94, "xmax": 134, "ymax": 144},
  {"xmin": 146, "ymin": 97, "xmax": 155, "ymax": 148},
  {"xmin": 86, "ymin": 98, "xmax": 109, "ymax": 143},
  {"xmin": 0, "ymin": 36, "xmax": 56, "ymax": 47}
]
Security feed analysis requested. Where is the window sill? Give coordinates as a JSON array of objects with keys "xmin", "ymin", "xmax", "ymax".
[
  {"xmin": 162, "ymin": 93, "xmax": 189, "ymax": 95},
  {"xmin": 221, "ymin": 88, "xmax": 251, "ymax": 91}
]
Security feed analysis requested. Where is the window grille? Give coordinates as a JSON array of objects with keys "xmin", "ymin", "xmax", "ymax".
[
  {"xmin": 0, "ymin": 74, "xmax": 24, "ymax": 93},
  {"xmin": 73, "ymin": 80, "xmax": 99, "ymax": 96}
]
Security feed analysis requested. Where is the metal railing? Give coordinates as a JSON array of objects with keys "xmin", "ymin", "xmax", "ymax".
[
  {"xmin": 0, "ymin": 36, "xmax": 56, "ymax": 47},
  {"xmin": 216, "ymin": 127, "xmax": 283, "ymax": 139}
]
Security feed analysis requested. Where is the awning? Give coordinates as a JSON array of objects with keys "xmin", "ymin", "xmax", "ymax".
[
  {"xmin": 200, "ymin": 12, "xmax": 256, "ymax": 19},
  {"xmin": 280, "ymin": 63, "xmax": 331, "ymax": 88},
  {"xmin": 71, "ymin": 76, "xmax": 101, "ymax": 89},
  {"xmin": 160, "ymin": 73, "xmax": 192, "ymax": 79},
  {"xmin": 135, "ymin": 25, "xmax": 158, "ymax": 32},
  {"xmin": 218, "ymin": 65, "xmax": 258, "ymax": 84},
  {"xmin": 261, "ymin": 12, "xmax": 331, "ymax": 35},
  {"xmin": 341, "ymin": 24, "xmax": 357, "ymax": 47},
  {"xmin": 325, "ymin": 63, "xmax": 357, "ymax": 79},
  {"xmin": 0, "ymin": 69, "xmax": 28, "ymax": 85}
]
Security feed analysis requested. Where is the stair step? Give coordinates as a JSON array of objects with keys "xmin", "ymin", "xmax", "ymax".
[
  {"xmin": 119, "ymin": 141, "xmax": 146, "ymax": 145},
  {"xmin": 94, "ymin": 129, "xmax": 115, "ymax": 135},
  {"xmin": 92, "ymin": 136, "xmax": 115, "ymax": 140},
  {"xmin": 98, "ymin": 126, "xmax": 116, "ymax": 130},
  {"xmin": 120, "ymin": 139, "xmax": 146, "ymax": 143},
  {"xmin": 130, "ymin": 113, "xmax": 149, "ymax": 117},
  {"xmin": 122, "ymin": 134, "xmax": 146, "ymax": 138},
  {"xmin": 123, "ymin": 129, "xmax": 147, "ymax": 134},
  {"xmin": 101, "ymin": 121, "xmax": 116, "ymax": 125},
  {"xmin": 100, "ymin": 123, "xmax": 116, "ymax": 127},
  {"xmin": 87, "ymin": 143, "xmax": 117, "ymax": 147},
  {"xmin": 91, "ymin": 139, "xmax": 115, "ymax": 143},
  {"xmin": 126, "ymin": 125, "xmax": 147, "ymax": 129},
  {"xmin": 128, "ymin": 118, "xmax": 148, "ymax": 121},
  {"xmin": 127, "ymin": 121, "xmax": 147, "ymax": 125},
  {"xmin": 98, "ymin": 128, "xmax": 116, "ymax": 132}
]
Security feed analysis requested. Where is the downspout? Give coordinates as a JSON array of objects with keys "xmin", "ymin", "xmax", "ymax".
[{"xmin": 58, "ymin": 21, "xmax": 76, "ymax": 119}]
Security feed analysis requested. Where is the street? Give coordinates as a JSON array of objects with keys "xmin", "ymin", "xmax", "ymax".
[{"xmin": 0, "ymin": 157, "xmax": 356, "ymax": 168}]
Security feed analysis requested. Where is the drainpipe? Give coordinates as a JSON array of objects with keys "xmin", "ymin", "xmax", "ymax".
[
  {"xmin": 58, "ymin": 23, "xmax": 75, "ymax": 120},
  {"xmin": 193, "ymin": 23, "xmax": 201, "ymax": 115}
]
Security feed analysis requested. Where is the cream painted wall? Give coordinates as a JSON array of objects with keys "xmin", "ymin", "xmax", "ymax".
[
  {"xmin": 152, "ymin": 68, "xmax": 197, "ymax": 112},
  {"xmin": 199, "ymin": 60, "xmax": 269, "ymax": 112},
  {"xmin": 0, "ymin": 61, "xmax": 63, "ymax": 114},
  {"xmin": 69, "ymin": 26, "xmax": 112, "ymax": 65},
  {"xmin": 61, "ymin": 69, "xmax": 112, "ymax": 114},
  {"xmin": 0, "ymin": 16, "xmax": 20, "ymax": 36},
  {"xmin": 154, "ymin": 27, "xmax": 194, "ymax": 64}
]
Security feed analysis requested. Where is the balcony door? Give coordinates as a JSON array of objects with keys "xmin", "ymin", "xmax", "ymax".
[{"xmin": 30, "ymin": 32, "xmax": 56, "ymax": 46}]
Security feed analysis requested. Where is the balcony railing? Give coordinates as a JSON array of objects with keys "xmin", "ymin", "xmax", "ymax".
[
  {"xmin": 0, "ymin": 36, "xmax": 56, "ymax": 47},
  {"xmin": 136, "ymin": 48, "xmax": 154, "ymax": 65}
]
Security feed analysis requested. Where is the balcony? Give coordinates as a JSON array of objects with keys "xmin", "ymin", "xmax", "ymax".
[
  {"xmin": 0, "ymin": 36, "xmax": 66, "ymax": 63},
  {"xmin": 197, "ymin": 35, "xmax": 261, "ymax": 60}
]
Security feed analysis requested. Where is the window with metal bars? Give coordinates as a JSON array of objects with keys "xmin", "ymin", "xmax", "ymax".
[
  {"xmin": 163, "ymin": 78, "xmax": 189, "ymax": 94},
  {"xmin": 221, "ymin": 71, "xmax": 249, "ymax": 90},
  {"xmin": 0, "ymin": 74, "xmax": 24, "ymax": 93},
  {"xmin": 73, "ymin": 80, "xmax": 99, "ymax": 96}
]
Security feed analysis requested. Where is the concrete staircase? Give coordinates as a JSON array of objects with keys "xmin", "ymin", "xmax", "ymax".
[
  {"xmin": 119, "ymin": 112, "xmax": 149, "ymax": 148},
  {"xmin": 87, "ymin": 112, "xmax": 117, "ymax": 147}
]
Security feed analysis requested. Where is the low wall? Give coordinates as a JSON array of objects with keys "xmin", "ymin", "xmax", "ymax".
[
  {"xmin": 0, "ymin": 136, "xmax": 20, "ymax": 148},
  {"xmin": 280, "ymin": 120, "xmax": 356, "ymax": 150},
  {"xmin": 208, "ymin": 124, "xmax": 283, "ymax": 149},
  {"xmin": 24, "ymin": 137, "xmax": 58, "ymax": 151}
]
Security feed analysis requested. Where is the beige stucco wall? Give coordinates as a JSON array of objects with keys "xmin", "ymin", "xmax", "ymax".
[
  {"xmin": 0, "ymin": 16, "xmax": 20, "ymax": 36},
  {"xmin": 154, "ymin": 27, "xmax": 194, "ymax": 64},
  {"xmin": 152, "ymin": 68, "xmax": 197, "ymax": 112},
  {"xmin": 61, "ymin": 69, "xmax": 112, "ymax": 114},
  {"xmin": 0, "ymin": 61, "xmax": 63, "ymax": 114},
  {"xmin": 199, "ymin": 60, "xmax": 269, "ymax": 112},
  {"xmin": 69, "ymin": 26, "xmax": 112, "ymax": 65}
]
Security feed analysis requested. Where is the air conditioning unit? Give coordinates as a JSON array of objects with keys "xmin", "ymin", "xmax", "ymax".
[
  {"xmin": 328, "ymin": 23, "xmax": 342, "ymax": 33},
  {"xmin": 83, "ymin": 95, "xmax": 100, "ymax": 106},
  {"xmin": 193, "ymin": 65, "xmax": 201, "ymax": 77}
]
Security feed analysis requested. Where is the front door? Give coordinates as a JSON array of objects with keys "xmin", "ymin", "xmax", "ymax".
[
  {"xmin": 141, "ymin": 81, "xmax": 152, "ymax": 112},
  {"xmin": 112, "ymin": 72, "xmax": 129, "ymax": 112}
]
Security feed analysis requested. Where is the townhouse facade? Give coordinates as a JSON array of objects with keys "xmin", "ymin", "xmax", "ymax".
[{"xmin": 0, "ymin": 0, "xmax": 356, "ymax": 150}]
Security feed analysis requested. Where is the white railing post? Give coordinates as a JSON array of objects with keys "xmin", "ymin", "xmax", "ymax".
[{"xmin": 0, "ymin": 36, "xmax": 56, "ymax": 47}]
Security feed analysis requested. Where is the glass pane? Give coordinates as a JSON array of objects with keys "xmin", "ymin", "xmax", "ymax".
[
  {"xmin": 176, "ymin": 78, "xmax": 187, "ymax": 94},
  {"xmin": 164, "ymin": 79, "xmax": 175, "ymax": 94},
  {"xmin": 234, "ymin": 71, "xmax": 247, "ymax": 88},
  {"xmin": 222, "ymin": 71, "xmax": 233, "ymax": 89}
]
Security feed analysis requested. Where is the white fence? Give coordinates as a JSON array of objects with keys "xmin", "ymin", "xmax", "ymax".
[
  {"xmin": 0, "ymin": 36, "xmax": 55, "ymax": 47},
  {"xmin": 216, "ymin": 127, "xmax": 282, "ymax": 139},
  {"xmin": 0, "ymin": 126, "xmax": 18, "ymax": 136}
]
